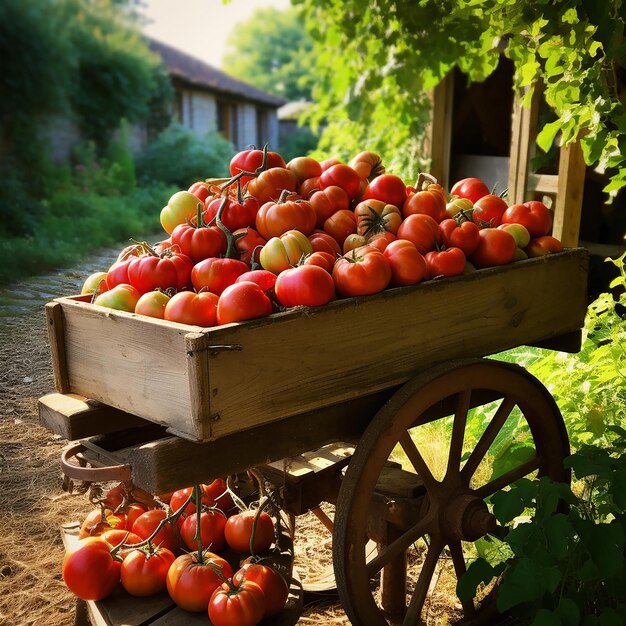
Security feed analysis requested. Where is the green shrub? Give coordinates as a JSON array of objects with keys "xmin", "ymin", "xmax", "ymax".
[{"xmin": 137, "ymin": 124, "xmax": 235, "ymax": 188}]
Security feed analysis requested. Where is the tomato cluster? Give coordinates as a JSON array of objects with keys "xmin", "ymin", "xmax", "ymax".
[
  {"xmin": 82, "ymin": 148, "xmax": 565, "ymax": 326},
  {"xmin": 62, "ymin": 481, "xmax": 289, "ymax": 623}
]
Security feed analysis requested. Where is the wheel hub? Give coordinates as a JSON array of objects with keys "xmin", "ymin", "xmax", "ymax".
[{"xmin": 440, "ymin": 492, "xmax": 497, "ymax": 542}]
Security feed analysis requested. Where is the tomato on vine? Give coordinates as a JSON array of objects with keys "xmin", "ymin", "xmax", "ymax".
[{"xmin": 208, "ymin": 579, "xmax": 266, "ymax": 626}]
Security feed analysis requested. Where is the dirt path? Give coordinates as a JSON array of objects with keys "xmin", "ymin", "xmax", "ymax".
[{"xmin": 0, "ymin": 247, "xmax": 351, "ymax": 625}]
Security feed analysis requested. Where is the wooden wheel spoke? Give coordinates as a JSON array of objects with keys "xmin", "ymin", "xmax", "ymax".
[
  {"xmin": 366, "ymin": 517, "xmax": 430, "ymax": 578},
  {"xmin": 402, "ymin": 539, "xmax": 445, "ymax": 626},
  {"xmin": 448, "ymin": 541, "xmax": 476, "ymax": 616},
  {"xmin": 475, "ymin": 455, "xmax": 541, "ymax": 498},
  {"xmin": 461, "ymin": 396, "xmax": 516, "ymax": 483},
  {"xmin": 400, "ymin": 431, "xmax": 437, "ymax": 490},
  {"xmin": 446, "ymin": 389, "xmax": 471, "ymax": 478}
]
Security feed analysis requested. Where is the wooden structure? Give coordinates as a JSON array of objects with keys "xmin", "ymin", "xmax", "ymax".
[
  {"xmin": 431, "ymin": 74, "xmax": 586, "ymax": 248},
  {"xmin": 40, "ymin": 248, "xmax": 589, "ymax": 625}
]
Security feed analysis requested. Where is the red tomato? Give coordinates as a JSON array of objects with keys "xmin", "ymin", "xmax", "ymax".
[
  {"xmin": 121, "ymin": 546, "xmax": 176, "ymax": 596},
  {"xmin": 438, "ymin": 218, "xmax": 480, "ymax": 256},
  {"xmin": 501, "ymin": 201, "xmax": 553, "ymax": 237},
  {"xmin": 164, "ymin": 291, "xmax": 218, "ymax": 327},
  {"xmin": 383, "ymin": 239, "xmax": 427, "ymax": 286},
  {"xmin": 94, "ymin": 283, "xmax": 141, "ymax": 313},
  {"xmin": 472, "ymin": 194, "xmax": 508, "ymax": 228},
  {"xmin": 161, "ymin": 191, "xmax": 201, "ymax": 235},
  {"xmin": 396, "ymin": 214, "xmax": 440, "ymax": 254},
  {"xmin": 299, "ymin": 176, "xmax": 321, "ymax": 198},
  {"xmin": 79, "ymin": 508, "xmax": 126, "ymax": 538},
  {"xmin": 202, "ymin": 479, "xmax": 235, "ymax": 513},
  {"xmin": 324, "ymin": 209, "xmax": 357, "ymax": 246},
  {"xmin": 343, "ymin": 233, "xmax": 367, "ymax": 254},
  {"xmin": 236, "ymin": 270, "xmax": 277, "ymax": 292},
  {"xmin": 225, "ymin": 509, "xmax": 275, "ymax": 555},
  {"xmin": 127, "ymin": 251, "xmax": 193, "ymax": 295},
  {"xmin": 169, "ymin": 486, "xmax": 211, "ymax": 518},
  {"xmin": 287, "ymin": 156, "xmax": 322, "ymax": 182},
  {"xmin": 361, "ymin": 174, "xmax": 407, "ymax": 209},
  {"xmin": 274, "ymin": 265, "xmax": 335, "ymax": 307},
  {"xmin": 332, "ymin": 247, "xmax": 392, "ymax": 297},
  {"xmin": 354, "ymin": 199, "xmax": 402, "ymax": 237},
  {"xmin": 106, "ymin": 257, "xmax": 133, "ymax": 289},
  {"xmin": 234, "ymin": 561, "xmax": 289, "ymax": 617},
  {"xmin": 230, "ymin": 149, "xmax": 286, "ymax": 185},
  {"xmin": 450, "ymin": 177, "xmax": 490, "ymax": 203},
  {"xmin": 309, "ymin": 185, "xmax": 350, "ymax": 228},
  {"xmin": 469, "ymin": 229, "xmax": 516, "ymax": 268},
  {"xmin": 100, "ymin": 529, "xmax": 143, "ymax": 556},
  {"xmin": 320, "ymin": 156, "xmax": 341, "ymax": 171},
  {"xmin": 233, "ymin": 227, "xmax": 266, "ymax": 266},
  {"xmin": 101, "ymin": 484, "xmax": 127, "ymax": 510},
  {"xmin": 302, "ymin": 251, "xmax": 336, "ymax": 272},
  {"xmin": 208, "ymin": 579, "xmax": 266, "ymax": 626},
  {"xmin": 134, "ymin": 290, "xmax": 171, "ymax": 319},
  {"xmin": 188, "ymin": 181, "xmax": 212, "ymax": 203},
  {"xmin": 247, "ymin": 167, "xmax": 298, "ymax": 204},
  {"xmin": 125, "ymin": 503, "xmax": 149, "ymax": 531},
  {"xmin": 309, "ymin": 229, "xmax": 342, "ymax": 256},
  {"xmin": 403, "ymin": 180, "xmax": 447, "ymax": 222},
  {"xmin": 62, "ymin": 537, "xmax": 121, "ymax": 601},
  {"xmin": 204, "ymin": 196, "xmax": 260, "ymax": 232},
  {"xmin": 167, "ymin": 551, "xmax": 233, "ymax": 612},
  {"xmin": 526, "ymin": 235, "xmax": 564, "ymax": 256},
  {"xmin": 131, "ymin": 509, "xmax": 179, "ymax": 554},
  {"xmin": 217, "ymin": 282, "xmax": 273, "ymax": 325},
  {"xmin": 180, "ymin": 509, "xmax": 227, "ymax": 552},
  {"xmin": 171, "ymin": 221, "xmax": 227, "ymax": 264},
  {"xmin": 255, "ymin": 194, "xmax": 316, "ymax": 239},
  {"xmin": 191, "ymin": 257, "xmax": 249, "ymax": 295},
  {"xmin": 424, "ymin": 247, "xmax": 466, "ymax": 279},
  {"xmin": 349, "ymin": 151, "xmax": 385, "ymax": 180},
  {"xmin": 260, "ymin": 230, "xmax": 313, "ymax": 274},
  {"xmin": 319, "ymin": 163, "xmax": 361, "ymax": 200},
  {"xmin": 367, "ymin": 231, "xmax": 397, "ymax": 253}
]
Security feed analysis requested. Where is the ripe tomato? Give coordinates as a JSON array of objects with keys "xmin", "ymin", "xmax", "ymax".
[
  {"xmin": 169, "ymin": 486, "xmax": 212, "ymax": 518},
  {"xmin": 209, "ymin": 579, "xmax": 266, "ymax": 626},
  {"xmin": 403, "ymin": 179, "xmax": 447, "ymax": 222},
  {"xmin": 234, "ymin": 561, "xmax": 289, "ymax": 617},
  {"xmin": 526, "ymin": 235, "xmax": 564, "ymax": 257},
  {"xmin": 287, "ymin": 156, "xmax": 322, "ymax": 183},
  {"xmin": 62, "ymin": 537, "xmax": 121, "ymax": 601},
  {"xmin": 332, "ymin": 247, "xmax": 392, "ymax": 297},
  {"xmin": 164, "ymin": 291, "xmax": 218, "ymax": 327},
  {"xmin": 302, "ymin": 251, "xmax": 336, "ymax": 272},
  {"xmin": 237, "ymin": 270, "xmax": 277, "ymax": 292},
  {"xmin": 120, "ymin": 546, "xmax": 176, "ymax": 596},
  {"xmin": 100, "ymin": 529, "xmax": 143, "ymax": 557},
  {"xmin": 309, "ymin": 229, "xmax": 342, "ymax": 256},
  {"xmin": 217, "ymin": 282, "xmax": 273, "ymax": 325},
  {"xmin": 255, "ymin": 193, "xmax": 316, "ymax": 239},
  {"xmin": 299, "ymin": 176, "xmax": 321, "ymax": 198},
  {"xmin": 469, "ymin": 228, "xmax": 516, "ymax": 268},
  {"xmin": 424, "ymin": 247, "xmax": 466, "ymax": 279},
  {"xmin": 171, "ymin": 221, "xmax": 227, "ymax": 264},
  {"xmin": 225, "ymin": 509, "xmax": 275, "ymax": 555},
  {"xmin": 131, "ymin": 509, "xmax": 179, "ymax": 553},
  {"xmin": 501, "ymin": 201, "xmax": 553, "ymax": 237},
  {"xmin": 323, "ymin": 209, "xmax": 357, "ymax": 246},
  {"xmin": 106, "ymin": 257, "xmax": 133, "ymax": 289},
  {"xmin": 367, "ymin": 231, "xmax": 397, "ymax": 253},
  {"xmin": 79, "ymin": 508, "xmax": 126, "ymax": 539},
  {"xmin": 260, "ymin": 230, "xmax": 313, "ymax": 274},
  {"xmin": 188, "ymin": 181, "xmax": 212, "ymax": 203},
  {"xmin": 396, "ymin": 214, "xmax": 440, "ymax": 254},
  {"xmin": 319, "ymin": 163, "xmax": 361, "ymax": 200},
  {"xmin": 204, "ymin": 195, "xmax": 260, "ymax": 232},
  {"xmin": 247, "ymin": 167, "xmax": 298, "ymax": 204},
  {"xmin": 354, "ymin": 199, "xmax": 402, "ymax": 236},
  {"xmin": 383, "ymin": 239, "xmax": 427, "ymax": 286},
  {"xmin": 230, "ymin": 148, "xmax": 286, "ymax": 185},
  {"xmin": 161, "ymin": 191, "xmax": 201, "ymax": 235},
  {"xmin": 180, "ymin": 509, "xmax": 227, "ymax": 552},
  {"xmin": 361, "ymin": 173, "xmax": 406, "ymax": 209},
  {"xmin": 233, "ymin": 227, "xmax": 266, "ymax": 266},
  {"xmin": 201, "ymin": 478, "xmax": 235, "ymax": 513},
  {"xmin": 472, "ymin": 194, "xmax": 508, "ymax": 228},
  {"xmin": 94, "ymin": 283, "xmax": 141, "ymax": 313},
  {"xmin": 438, "ymin": 219, "xmax": 480, "ymax": 256},
  {"xmin": 135, "ymin": 290, "xmax": 171, "ymax": 319},
  {"xmin": 349, "ymin": 150, "xmax": 385, "ymax": 180},
  {"xmin": 127, "ymin": 251, "xmax": 193, "ymax": 295},
  {"xmin": 275, "ymin": 265, "xmax": 336, "ymax": 307},
  {"xmin": 450, "ymin": 177, "xmax": 490, "ymax": 203},
  {"xmin": 309, "ymin": 185, "xmax": 350, "ymax": 228},
  {"xmin": 191, "ymin": 257, "xmax": 249, "ymax": 295}
]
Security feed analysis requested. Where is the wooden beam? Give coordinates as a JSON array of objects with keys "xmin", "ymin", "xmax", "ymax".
[
  {"xmin": 430, "ymin": 72, "xmax": 454, "ymax": 189},
  {"xmin": 527, "ymin": 173, "xmax": 559, "ymax": 196},
  {"xmin": 553, "ymin": 140, "xmax": 586, "ymax": 247}
]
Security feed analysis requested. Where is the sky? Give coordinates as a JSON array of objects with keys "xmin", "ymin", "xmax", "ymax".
[{"xmin": 139, "ymin": 0, "xmax": 292, "ymax": 68}]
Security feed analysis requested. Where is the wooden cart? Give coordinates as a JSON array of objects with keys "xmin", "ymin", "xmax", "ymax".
[{"xmin": 40, "ymin": 248, "xmax": 589, "ymax": 626}]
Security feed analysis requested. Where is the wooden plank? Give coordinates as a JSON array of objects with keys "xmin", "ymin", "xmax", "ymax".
[
  {"xmin": 553, "ymin": 140, "xmax": 586, "ymax": 247},
  {"xmin": 45, "ymin": 301, "xmax": 70, "ymax": 393},
  {"xmin": 184, "ymin": 332, "xmax": 212, "ymax": 440},
  {"xmin": 527, "ymin": 173, "xmax": 559, "ymax": 195},
  {"xmin": 430, "ymin": 72, "xmax": 454, "ymax": 189},
  {"xmin": 38, "ymin": 392, "xmax": 149, "ymax": 440}
]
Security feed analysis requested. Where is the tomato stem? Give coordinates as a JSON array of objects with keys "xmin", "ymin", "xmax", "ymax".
[{"xmin": 193, "ymin": 484, "xmax": 204, "ymax": 563}]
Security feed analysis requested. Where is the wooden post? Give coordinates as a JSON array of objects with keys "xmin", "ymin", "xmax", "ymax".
[
  {"xmin": 553, "ymin": 140, "xmax": 586, "ymax": 246},
  {"xmin": 430, "ymin": 72, "xmax": 454, "ymax": 189}
]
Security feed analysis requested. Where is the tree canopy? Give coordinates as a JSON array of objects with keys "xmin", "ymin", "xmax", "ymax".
[
  {"xmin": 222, "ymin": 6, "xmax": 315, "ymax": 102},
  {"xmin": 299, "ymin": 0, "xmax": 626, "ymax": 192}
]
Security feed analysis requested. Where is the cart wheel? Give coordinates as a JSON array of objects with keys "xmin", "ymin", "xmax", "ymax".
[{"xmin": 333, "ymin": 358, "xmax": 569, "ymax": 626}]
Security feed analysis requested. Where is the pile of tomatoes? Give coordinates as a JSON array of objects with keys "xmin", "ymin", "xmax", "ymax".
[
  {"xmin": 81, "ymin": 148, "xmax": 564, "ymax": 326},
  {"xmin": 62, "ymin": 481, "xmax": 289, "ymax": 625}
]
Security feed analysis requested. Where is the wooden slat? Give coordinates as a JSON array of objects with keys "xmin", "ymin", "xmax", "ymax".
[
  {"xmin": 553, "ymin": 140, "xmax": 586, "ymax": 246},
  {"xmin": 38, "ymin": 393, "xmax": 149, "ymax": 440},
  {"xmin": 45, "ymin": 302, "xmax": 70, "ymax": 393},
  {"xmin": 527, "ymin": 173, "xmax": 559, "ymax": 195},
  {"xmin": 430, "ymin": 72, "xmax": 454, "ymax": 189}
]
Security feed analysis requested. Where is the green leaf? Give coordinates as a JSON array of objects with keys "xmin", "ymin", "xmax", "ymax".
[
  {"xmin": 533, "ymin": 609, "xmax": 562, "ymax": 626},
  {"xmin": 492, "ymin": 488, "xmax": 526, "ymax": 524},
  {"xmin": 497, "ymin": 557, "xmax": 545, "ymax": 611},
  {"xmin": 599, "ymin": 608, "xmax": 623, "ymax": 626},
  {"xmin": 456, "ymin": 558, "xmax": 497, "ymax": 602},
  {"xmin": 557, "ymin": 597, "xmax": 581, "ymax": 626},
  {"xmin": 537, "ymin": 120, "xmax": 562, "ymax": 152},
  {"xmin": 544, "ymin": 514, "xmax": 572, "ymax": 560}
]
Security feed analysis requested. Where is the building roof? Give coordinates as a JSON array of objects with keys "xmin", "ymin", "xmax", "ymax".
[{"xmin": 148, "ymin": 38, "xmax": 286, "ymax": 108}]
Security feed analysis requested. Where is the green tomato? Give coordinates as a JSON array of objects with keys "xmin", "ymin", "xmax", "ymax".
[
  {"xmin": 260, "ymin": 230, "xmax": 313, "ymax": 274},
  {"xmin": 94, "ymin": 284, "xmax": 141, "ymax": 312},
  {"xmin": 81, "ymin": 272, "xmax": 109, "ymax": 296},
  {"xmin": 445, "ymin": 197, "xmax": 473, "ymax": 219},
  {"xmin": 160, "ymin": 191, "xmax": 202, "ymax": 235},
  {"xmin": 513, "ymin": 247, "xmax": 529, "ymax": 262},
  {"xmin": 498, "ymin": 223, "xmax": 530, "ymax": 248}
]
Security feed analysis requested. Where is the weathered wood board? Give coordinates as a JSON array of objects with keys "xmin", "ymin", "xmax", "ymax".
[{"xmin": 46, "ymin": 249, "xmax": 588, "ymax": 442}]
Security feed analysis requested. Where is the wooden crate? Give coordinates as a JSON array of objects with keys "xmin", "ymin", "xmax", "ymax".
[{"xmin": 46, "ymin": 248, "xmax": 589, "ymax": 442}]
